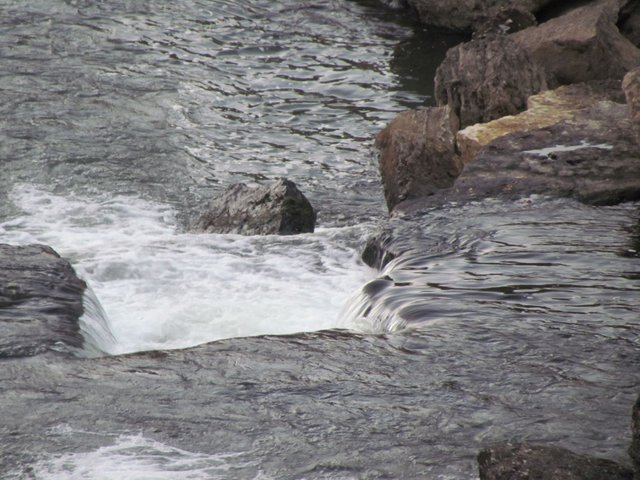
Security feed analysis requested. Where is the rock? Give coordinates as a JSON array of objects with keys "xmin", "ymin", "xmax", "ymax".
[
  {"xmin": 511, "ymin": 0, "xmax": 640, "ymax": 87},
  {"xmin": 361, "ymin": 231, "xmax": 399, "ymax": 270},
  {"xmin": 472, "ymin": 6, "xmax": 537, "ymax": 35},
  {"xmin": 395, "ymin": 100, "xmax": 640, "ymax": 213},
  {"xmin": 434, "ymin": 34, "xmax": 547, "ymax": 128},
  {"xmin": 403, "ymin": 0, "xmax": 554, "ymax": 33},
  {"xmin": 619, "ymin": 1, "xmax": 640, "ymax": 47},
  {"xmin": 192, "ymin": 178, "xmax": 316, "ymax": 235},
  {"xmin": 456, "ymin": 80, "xmax": 626, "ymax": 165},
  {"xmin": 0, "ymin": 244, "xmax": 86, "ymax": 357},
  {"xmin": 630, "ymin": 395, "xmax": 640, "ymax": 474},
  {"xmin": 375, "ymin": 105, "xmax": 462, "ymax": 211},
  {"xmin": 623, "ymin": 67, "xmax": 640, "ymax": 123},
  {"xmin": 477, "ymin": 443, "xmax": 633, "ymax": 480}
]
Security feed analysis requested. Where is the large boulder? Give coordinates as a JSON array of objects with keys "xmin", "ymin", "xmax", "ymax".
[
  {"xmin": 395, "ymin": 99, "xmax": 640, "ymax": 213},
  {"xmin": 478, "ymin": 443, "xmax": 633, "ymax": 480},
  {"xmin": 512, "ymin": 0, "xmax": 640, "ymax": 86},
  {"xmin": 434, "ymin": 34, "xmax": 547, "ymax": 128},
  {"xmin": 0, "ymin": 244, "xmax": 86, "ymax": 357},
  {"xmin": 403, "ymin": 0, "xmax": 554, "ymax": 33},
  {"xmin": 375, "ymin": 105, "xmax": 462, "ymax": 211},
  {"xmin": 623, "ymin": 66, "xmax": 640, "ymax": 123},
  {"xmin": 192, "ymin": 178, "xmax": 316, "ymax": 235},
  {"xmin": 456, "ymin": 80, "xmax": 626, "ymax": 164}
]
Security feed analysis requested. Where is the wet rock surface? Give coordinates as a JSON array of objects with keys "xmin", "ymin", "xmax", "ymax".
[
  {"xmin": 434, "ymin": 34, "xmax": 547, "ymax": 128},
  {"xmin": 0, "ymin": 244, "xmax": 86, "ymax": 358},
  {"xmin": 375, "ymin": 106, "xmax": 462, "ymax": 211},
  {"xmin": 624, "ymin": 66, "xmax": 640, "ymax": 123},
  {"xmin": 192, "ymin": 178, "xmax": 316, "ymax": 235},
  {"xmin": 478, "ymin": 443, "xmax": 634, "ymax": 480}
]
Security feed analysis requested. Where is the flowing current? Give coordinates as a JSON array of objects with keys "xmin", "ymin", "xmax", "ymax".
[{"xmin": 1, "ymin": 1, "xmax": 639, "ymax": 479}]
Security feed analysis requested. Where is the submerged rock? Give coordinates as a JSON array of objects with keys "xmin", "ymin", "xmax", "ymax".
[
  {"xmin": 623, "ymin": 66, "xmax": 640, "ymax": 124},
  {"xmin": 403, "ymin": 0, "xmax": 554, "ymax": 33},
  {"xmin": 512, "ymin": 0, "xmax": 640, "ymax": 86},
  {"xmin": 477, "ymin": 443, "xmax": 633, "ymax": 480},
  {"xmin": 192, "ymin": 178, "xmax": 316, "ymax": 235},
  {"xmin": 375, "ymin": 106, "xmax": 462, "ymax": 211},
  {"xmin": 434, "ymin": 34, "xmax": 547, "ymax": 128},
  {"xmin": 0, "ymin": 244, "xmax": 86, "ymax": 357}
]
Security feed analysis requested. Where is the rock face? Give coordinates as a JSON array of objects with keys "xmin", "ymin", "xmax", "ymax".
[
  {"xmin": 396, "ymin": 100, "xmax": 640, "ymax": 213},
  {"xmin": 630, "ymin": 396, "xmax": 640, "ymax": 475},
  {"xmin": 375, "ymin": 105, "xmax": 462, "ymax": 211},
  {"xmin": 192, "ymin": 178, "xmax": 316, "ymax": 235},
  {"xmin": 456, "ymin": 80, "xmax": 626, "ymax": 164},
  {"xmin": 403, "ymin": 0, "xmax": 554, "ymax": 33},
  {"xmin": 434, "ymin": 34, "xmax": 547, "ymax": 128},
  {"xmin": 623, "ymin": 66, "xmax": 640, "ymax": 123},
  {"xmin": 478, "ymin": 443, "xmax": 633, "ymax": 480},
  {"xmin": 0, "ymin": 244, "xmax": 86, "ymax": 357},
  {"xmin": 512, "ymin": 0, "xmax": 640, "ymax": 86}
]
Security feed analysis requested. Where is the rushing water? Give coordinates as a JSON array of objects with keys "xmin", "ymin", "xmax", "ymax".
[{"xmin": 1, "ymin": 0, "xmax": 639, "ymax": 479}]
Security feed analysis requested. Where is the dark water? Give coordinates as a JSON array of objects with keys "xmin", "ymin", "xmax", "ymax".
[{"xmin": 1, "ymin": 0, "xmax": 639, "ymax": 478}]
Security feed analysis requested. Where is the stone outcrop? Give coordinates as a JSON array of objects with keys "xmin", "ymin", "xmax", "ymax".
[
  {"xmin": 478, "ymin": 443, "xmax": 633, "ymax": 480},
  {"xmin": 512, "ymin": 0, "xmax": 640, "ymax": 87},
  {"xmin": 403, "ymin": 0, "xmax": 554, "ymax": 33},
  {"xmin": 192, "ymin": 178, "xmax": 316, "ymax": 235},
  {"xmin": 623, "ymin": 66, "xmax": 640, "ymax": 123},
  {"xmin": 434, "ymin": 34, "xmax": 547, "ymax": 128},
  {"xmin": 0, "ymin": 244, "xmax": 86, "ymax": 357},
  {"xmin": 395, "ymin": 99, "xmax": 640, "ymax": 213},
  {"xmin": 456, "ymin": 80, "xmax": 626, "ymax": 164},
  {"xmin": 375, "ymin": 105, "xmax": 462, "ymax": 211}
]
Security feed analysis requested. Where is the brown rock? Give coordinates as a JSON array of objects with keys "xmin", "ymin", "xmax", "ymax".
[
  {"xmin": 623, "ymin": 66, "xmax": 640, "ymax": 123},
  {"xmin": 375, "ymin": 106, "xmax": 461, "ymax": 211},
  {"xmin": 192, "ymin": 178, "xmax": 316, "ymax": 235},
  {"xmin": 434, "ymin": 34, "xmax": 547, "ymax": 128},
  {"xmin": 512, "ymin": 0, "xmax": 640, "ymax": 86},
  {"xmin": 456, "ymin": 80, "xmax": 626, "ymax": 164},
  {"xmin": 478, "ymin": 443, "xmax": 633, "ymax": 480}
]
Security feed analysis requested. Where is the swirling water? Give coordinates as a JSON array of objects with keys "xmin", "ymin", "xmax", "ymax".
[{"xmin": 1, "ymin": 0, "xmax": 639, "ymax": 479}]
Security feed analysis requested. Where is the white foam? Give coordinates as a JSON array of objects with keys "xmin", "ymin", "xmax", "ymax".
[
  {"xmin": 17, "ymin": 433, "xmax": 258, "ymax": 480},
  {"xmin": 1, "ymin": 185, "xmax": 373, "ymax": 354}
]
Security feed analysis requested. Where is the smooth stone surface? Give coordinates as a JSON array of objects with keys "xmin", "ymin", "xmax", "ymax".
[
  {"xmin": 478, "ymin": 443, "xmax": 633, "ymax": 480},
  {"xmin": 0, "ymin": 244, "xmax": 86, "ymax": 358},
  {"xmin": 375, "ymin": 105, "xmax": 462, "ymax": 211},
  {"xmin": 192, "ymin": 178, "xmax": 316, "ymax": 235},
  {"xmin": 456, "ymin": 80, "xmax": 626, "ymax": 164},
  {"xmin": 434, "ymin": 34, "xmax": 547, "ymax": 128},
  {"xmin": 512, "ymin": 0, "xmax": 640, "ymax": 86},
  {"xmin": 395, "ymin": 101, "xmax": 640, "ymax": 213}
]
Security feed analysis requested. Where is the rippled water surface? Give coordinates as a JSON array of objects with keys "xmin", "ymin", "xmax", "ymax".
[{"xmin": 1, "ymin": 0, "xmax": 639, "ymax": 479}]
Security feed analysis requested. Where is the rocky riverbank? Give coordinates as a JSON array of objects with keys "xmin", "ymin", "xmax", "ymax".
[{"xmin": 374, "ymin": 0, "xmax": 640, "ymax": 477}]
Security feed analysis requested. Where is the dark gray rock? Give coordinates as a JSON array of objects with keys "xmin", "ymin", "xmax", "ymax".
[
  {"xmin": 0, "ymin": 244, "xmax": 86, "ymax": 357},
  {"xmin": 620, "ymin": 1, "xmax": 640, "ymax": 47},
  {"xmin": 375, "ymin": 106, "xmax": 462, "ymax": 211},
  {"xmin": 403, "ymin": 0, "xmax": 554, "ymax": 33},
  {"xmin": 192, "ymin": 178, "xmax": 316, "ymax": 235},
  {"xmin": 478, "ymin": 443, "xmax": 633, "ymax": 480},
  {"xmin": 395, "ymin": 100, "xmax": 640, "ymax": 213},
  {"xmin": 361, "ymin": 231, "xmax": 399, "ymax": 270},
  {"xmin": 623, "ymin": 66, "xmax": 640, "ymax": 124},
  {"xmin": 512, "ymin": 0, "xmax": 640, "ymax": 86},
  {"xmin": 434, "ymin": 34, "xmax": 547, "ymax": 128}
]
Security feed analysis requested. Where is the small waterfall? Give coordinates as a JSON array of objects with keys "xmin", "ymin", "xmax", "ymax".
[{"xmin": 78, "ymin": 283, "xmax": 117, "ymax": 357}]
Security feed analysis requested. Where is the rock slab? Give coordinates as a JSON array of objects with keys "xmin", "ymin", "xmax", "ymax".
[
  {"xmin": 192, "ymin": 178, "xmax": 316, "ymax": 235},
  {"xmin": 478, "ymin": 443, "xmax": 633, "ymax": 480},
  {"xmin": 375, "ymin": 105, "xmax": 461, "ymax": 211},
  {"xmin": 0, "ymin": 244, "xmax": 86, "ymax": 357}
]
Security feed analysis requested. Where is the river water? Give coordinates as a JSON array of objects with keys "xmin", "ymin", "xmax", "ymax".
[{"xmin": 1, "ymin": 0, "xmax": 639, "ymax": 479}]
